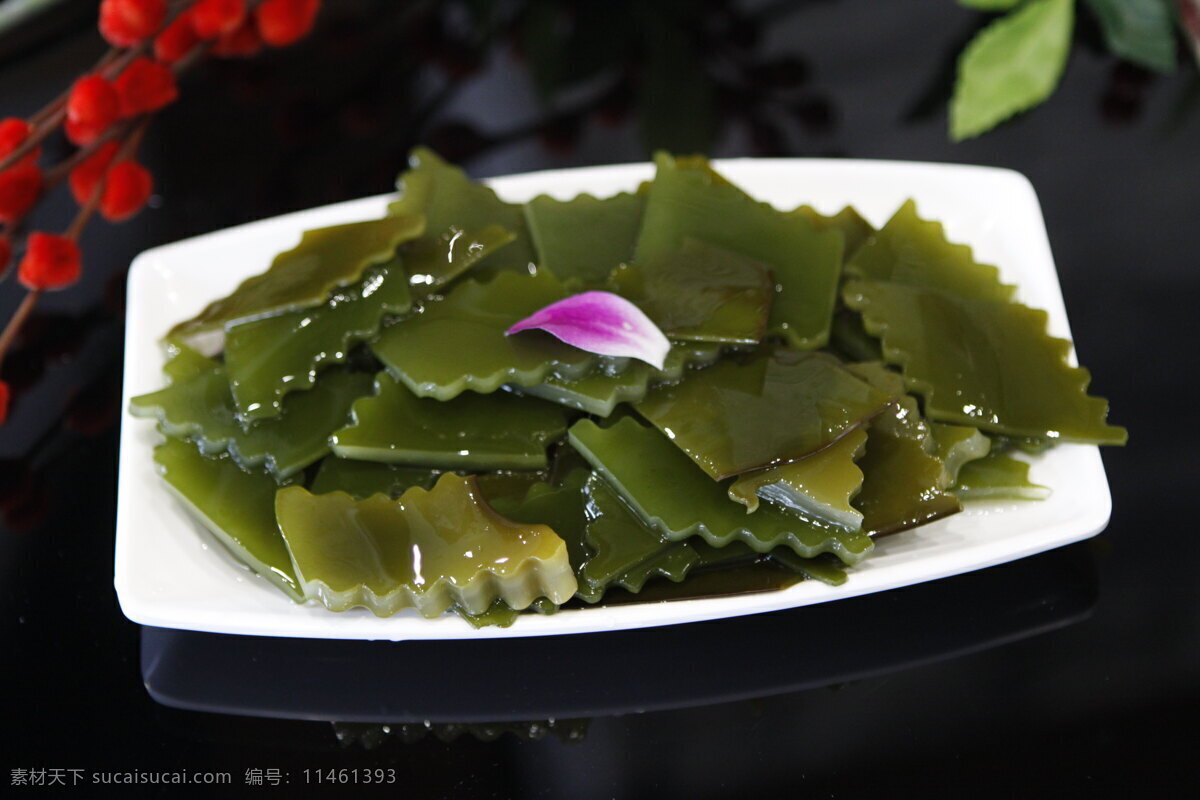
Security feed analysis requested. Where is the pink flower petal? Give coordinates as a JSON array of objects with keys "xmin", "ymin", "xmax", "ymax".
[{"xmin": 506, "ymin": 291, "xmax": 670, "ymax": 369}]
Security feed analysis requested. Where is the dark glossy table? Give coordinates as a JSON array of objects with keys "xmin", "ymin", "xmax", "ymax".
[{"xmin": 2, "ymin": 2, "xmax": 1196, "ymax": 796}]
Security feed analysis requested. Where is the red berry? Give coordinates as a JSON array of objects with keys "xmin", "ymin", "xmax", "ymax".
[
  {"xmin": 100, "ymin": 160, "xmax": 153, "ymax": 221},
  {"xmin": 255, "ymin": 0, "xmax": 320, "ymax": 47},
  {"xmin": 0, "ymin": 235, "xmax": 11, "ymax": 279},
  {"xmin": 211, "ymin": 18, "xmax": 263, "ymax": 57},
  {"xmin": 0, "ymin": 380, "xmax": 9, "ymax": 426},
  {"xmin": 155, "ymin": 11, "xmax": 200, "ymax": 64},
  {"xmin": 190, "ymin": 0, "xmax": 246, "ymax": 39},
  {"xmin": 99, "ymin": 0, "xmax": 168, "ymax": 48},
  {"xmin": 114, "ymin": 57, "xmax": 178, "ymax": 116},
  {"xmin": 68, "ymin": 141, "xmax": 120, "ymax": 206},
  {"xmin": 18, "ymin": 232, "xmax": 82, "ymax": 291},
  {"xmin": 0, "ymin": 118, "xmax": 40, "ymax": 166},
  {"xmin": 0, "ymin": 164, "xmax": 42, "ymax": 223},
  {"xmin": 66, "ymin": 75, "xmax": 120, "ymax": 144}
]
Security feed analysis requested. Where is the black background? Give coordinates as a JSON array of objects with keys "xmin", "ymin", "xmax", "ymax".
[{"xmin": 2, "ymin": 1, "xmax": 1197, "ymax": 797}]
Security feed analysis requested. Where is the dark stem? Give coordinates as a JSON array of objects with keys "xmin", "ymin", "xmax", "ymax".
[{"xmin": 0, "ymin": 290, "xmax": 41, "ymax": 372}]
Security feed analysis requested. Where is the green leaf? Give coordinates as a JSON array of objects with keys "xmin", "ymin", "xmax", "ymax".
[
  {"xmin": 958, "ymin": 0, "xmax": 1022, "ymax": 10},
  {"xmin": 1085, "ymin": 0, "xmax": 1177, "ymax": 73},
  {"xmin": 950, "ymin": 0, "xmax": 1075, "ymax": 140}
]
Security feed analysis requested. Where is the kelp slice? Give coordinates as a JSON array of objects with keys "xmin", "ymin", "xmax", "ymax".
[
  {"xmin": 929, "ymin": 423, "xmax": 992, "ymax": 489},
  {"xmin": 131, "ymin": 354, "xmax": 373, "ymax": 480},
  {"xmin": 844, "ymin": 362, "xmax": 962, "ymax": 535},
  {"xmin": 371, "ymin": 269, "xmax": 617, "ymax": 400},
  {"xmin": 517, "ymin": 343, "xmax": 723, "ymax": 417},
  {"xmin": 791, "ymin": 204, "xmax": 874, "ymax": 261},
  {"xmin": 954, "ymin": 452, "xmax": 1050, "ymax": 500},
  {"xmin": 310, "ymin": 457, "xmax": 440, "ymax": 499},
  {"xmin": 390, "ymin": 147, "xmax": 534, "ymax": 281},
  {"xmin": 223, "ymin": 258, "xmax": 413, "ymax": 422},
  {"xmin": 569, "ymin": 417, "xmax": 874, "ymax": 564},
  {"xmin": 610, "ymin": 238, "xmax": 773, "ymax": 344},
  {"xmin": 635, "ymin": 349, "xmax": 893, "ymax": 480},
  {"xmin": 524, "ymin": 191, "xmax": 645, "ymax": 287},
  {"xmin": 852, "ymin": 402, "xmax": 961, "ymax": 536},
  {"xmin": 154, "ymin": 439, "xmax": 301, "ymax": 600},
  {"xmin": 275, "ymin": 474, "xmax": 577, "ymax": 617},
  {"xmin": 331, "ymin": 371, "xmax": 571, "ymax": 470},
  {"xmin": 580, "ymin": 473, "xmax": 779, "ymax": 600},
  {"xmin": 634, "ymin": 153, "xmax": 843, "ymax": 349},
  {"xmin": 844, "ymin": 278, "xmax": 1127, "ymax": 444},
  {"xmin": 168, "ymin": 214, "xmax": 424, "ymax": 346},
  {"xmin": 728, "ymin": 427, "xmax": 868, "ymax": 530},
  {"xmin": 846, "ymin": 199, "xmax": 1015, "ymax": 302}
]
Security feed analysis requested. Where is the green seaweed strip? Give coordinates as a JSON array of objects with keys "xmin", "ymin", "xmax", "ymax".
[
  {"xmin": 168, "ymin": 214, "xmax": 424, "ymax": 344},
  {"xmin": 223, "ymin": 259, "xmax": 413, "ymax": 422},
  {"xmin": 845, "ymin": 278, "xmax": 1127, "ymax": 444},
  {"xmin": 846, "ymin": 199, "xmax": 1015, "ymax": 302},
  {"xmin": 370, "ymin": 269, "xmax": 613, "ymax": 400},
  {"xmin": 389, "ymin": 147, "xmax": 534, "ymax": 281},
  {"xmin": 768, "ymin": 550, "xmax": 848, "ymax": 586},
  {"xmin": 610, "ymin": 239, "xmax": 773, "ymax": 344},
  {"xmin": 331, "ymin": 371, "xmax": 571, "ymax": 470},
  {"xmin": 275, "ymin": 475, "xmax": 578, "ymax": 617},
  {"xmin": 954, "ymin": 452, "xmax": 1051, "ymax": 500},
  {"xmin": 828, "ymin": 308, "xmax": 883, "ymax": 363},
  {"xmin": 131, "ymin": 358, "xmax": 374, "ymax": 481},
  {"xmin": 929, "ymin": 423, "xmax": 992, "ymax": 489},
  {"xmin": 791, "ymin": 204, "xmax": 874, "ymax": 261},
  {"xmin": 309, "ymin": 457, "xmax": 440, "ymax": 499},
  {"xmin": 635, "ymin": 349, "xmax": 893, "ymax": 480},
  {"xmin": 516, "ymin": 343, "xmax": 723, "ymax": 417},
  {"xmin": 154, "ymin": 439, "xmax": 302, "ymax": 601},
  {"xmin": 728, "ymin": 427, "xmax": 867, "ymax": 531},
  {"xmin": 569, "ymin": 417, "xmax": 874, "ymax": 564},
  {"xmin": 524, "ymin": 191, "xmax": 645, "ymax": 287},
  {"xmin": 854, "ymin": 405, "xmax": 962, "ymax": 536},
  {"xmin": 634, "ymin": 153, "xmax": 843, "ymax": 349}
]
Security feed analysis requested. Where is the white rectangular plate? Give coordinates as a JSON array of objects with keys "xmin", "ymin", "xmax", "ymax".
[{"xmin": 115, "ymin": 158, "xmax": 1113, "ymax": 641}]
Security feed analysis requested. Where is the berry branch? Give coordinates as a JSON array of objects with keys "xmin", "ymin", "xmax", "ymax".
[{"xmin": 0, "ymin": 0, "xmax": 323, "ymax": 426}]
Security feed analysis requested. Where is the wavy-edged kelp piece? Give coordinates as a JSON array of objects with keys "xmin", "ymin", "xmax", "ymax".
[
  {"xmin": 609, "ymin": 239, "xmax": 773, "ymax": 345},
  {"xmin": 371, "ymin": 269, "xmax": 621, "ymax": 400},
  {"xmin": 154, "ymin": 439, "xmax": 302, "ymax": 600},
  {"xmin": 929, "ymin": 423, "xmax": 992, "ymax": 490},
  {"xmin": 275, "ymin": 474, "xmax": 577, "ymax": 617},
  {"xmin": 331, "ymin": 371, "xmax": 571, "ymax": 470},
  {"xmin": 309, "ymin": 457, "xmax": 440, "ymax": 499},
  {"xmin": 954, "ymin": 452, "xmax": 1050, "ymax": 501},
  {"xmin": 524, "ymin": 191, "xmax": 645, "ymax": 287},
  {"xmin": 634, "ymin": 153, "xmax": 844, "ymax": 349},
  {"xmin": 846, "ymin": 199, "xmax": 1015, "ymax": 302},
  {"xmin": 845, "ymin": 278, "xmax": 1127, "ymax": 444},
  {"xmin": 487, "ymin": 470, "xmax": 593, "ymax": 599},
  {"xmin": 635, "ymin": 349, "xmax": 893, "ymax": 480},
  {"xmin": 569, "ymin": 417, "xmax": 874, "ymax": 564},
  {"xmin": 842, "ymin": 361, "xmax": 962, "ymax": 535},
  {"xmin": 581, "ymin": 473, "xmax": 777, "ymax": 600},
  {"xmin": 728, "ymin": 427, "xmax": 868, "ymax": 530},
  {"xmin": 223, "ymin": 259, "xmax": 413, "ymax": 422},
  {"xmin": 791, "ymin": 205, "xmax": 874, "ymax": 261},
  {"xmin": 517, "ymin": 343, "xmax": 723, "ymax": 417},
  {"xmin": 389, "ymin": 147, "xmax": 534, "ymax": 281},
  {"xmin": 161, "ymin": 342, "xmax": 216, "ymax": 383},
  {"xmin": 131, "ymin": 355, "xmax": 373, "ymax": 480},
  {"xmin": 168, "ymin": 214, "xmax": 424, "ymax": 347},
  {"xmin": 410, "ymin": 224, "xmax": 516, "ymax": 298},
  {"xmin": 828, "ymin": 308, "xmax": 883, "ymax": 363}
]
